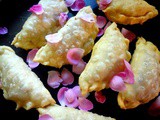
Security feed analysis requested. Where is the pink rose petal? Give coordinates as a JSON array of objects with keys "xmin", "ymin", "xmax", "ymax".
[
  {"xmin": 78, "ymin": 97, "xmax": 93, "ymax": 111},
  {"xmin": 109, "ymin": 75, "xmax": 126, "ymax": 92},
  {"xmin": 59, "ymin": 12, "xmax": 68, "ymax": 26},
  {"xmin": 79, "ymin": 13, "xmax": 96, "ymax": 23},
  {"xmin": 148, "ymin": 96, "xmax": 160, "ymax": 116},
  {"xmin": 65, "ymin": 0, "xmax": 76, "ymax": 7},
  {"xmin": 95, "ymin": 91, "xmax": 106, "ymax": 104},
  {"xmin": 38, "ymin": 114, "xmax": 54, "ymax": 120},
  {"xmin": 97, "ymin": 28, "xmax": 104, "ymax": 37},
  {"xmin": 45, "ymin": 33, "xmax": 62, "ymax": 44},
  {"xmin": 98, "ymin": 0, "xmax": 112, "ymax": 10},
  {"xmin": 121, "ymin": 28, "xmax": 136, "ymax": 42},
  {"xmin": 28, "ymin": 4, "xmax": 44, "ymax": 15},
  {"xmin": 67, "ymin": 48, "xmax": 84, "ymax": 65},
  {"xmin": 96, "ymin": 16, "xmax": 107, "ymax": 28},
  {"xmin": 104, "ymin": 21, "xmax": 112, "ymax": 31},
  {"xmin": 0, "ymin": 27, "xmax": 8, "ymax": 35},
  {"xmin": 72, "ymin": 60, "xmax": 86, "ymax": 74},
  {"xmin": 57, "ymin": 87, "xmax": 69, "ymax": 106},
  {"xmin": 47, "ymin": 71, "xmax": 63, "ymax": 89},
  {"xmin": 70, "ymin": 0, "xmax": 85, "ymax": 11},
  {"xmin": 26, "ymin": 49, "xmax": 39, "ymax": 69},
  {"xmin": 61, "ymin": 68, "xmax": 74, "ymax": 86}
]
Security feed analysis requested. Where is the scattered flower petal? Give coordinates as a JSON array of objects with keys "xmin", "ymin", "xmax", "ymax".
[
  {"xmin": 28, "ymin": 4, "xmax": 44, "ymax": 15},
  {"xmin": 65, "ymin": 0, "xmax": 76, "ymax": 7},
  {"xmin": 38, "ymin": 114, "xmax": 54, "ymax": 120},
  {"xmin": 79, "ymin": 13, "xmax": 96, "ymax": 23},
  {"xmin": 78, "ymin": 97, "xmax": 93, "ymax": 111},
  {"xmin": 47, "ymin": 71, "xmax": 63, "ymax": 89},
  {"xmin": 26, "ymin": 49, "xmax": 39, "ymax": 69},
  {"xmin": 95, "ymin": 91, "xmax": 106, "ymax": 104},
  {"xmin": 121, "ymin": 28, "xmax": 136, "ymax": 42},
  {"xmin": 0, "ymin": 27, "xmax": 8, "ymax": 35},
  {"xmin": 72, "ymin": 86, "xmax": 81, "ymax": 97},
  {"xmin": 148, "ymin": 96, "xmax": 160, "ymax": 116},
  {"xmin": 96, "ymin": 16, "xmax": 107, "ymax": 28},
  {"xmin": 59, "ymin": 12, "xmax": 68, "ymax": 26},
  {"xmin": 98, "ymin": 0, "xmax": 112, "ymax": 10},
  {"xmin": 57, "ymin": 87, "xmax": 69, "ymax": 106},
  {"xmin": 45, "ymin": 33, "xmax": 62, "ymax": 44},
  {"xmin": 67, "ymin": 48, "xmax": 84, "ymax": 65},
  {"xmin": 109, "ymin": 75, "xmax": 126, "ymax": 92},
  {"xmin": 72, "ymin": 60, "xmax": 86, "ymax": 74},
  {"xmin": 70, "ymin": 0, "xmax": 85, "ymax": 11},
  {"xmin": 61, "ymin": 68, "xmax": 74, "ymax": 86},
  {"xmin": 104, "ymin": 21, "xmax": 112, "ymax": 31},
  {"xmin": 97, "ymin": 28, "xmax": 104, "ymax": 37}
]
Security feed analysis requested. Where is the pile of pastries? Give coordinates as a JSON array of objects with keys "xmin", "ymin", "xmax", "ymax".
[{"xmin": 0, "ymin": 0, "xmax": 159, "ymax": 119}]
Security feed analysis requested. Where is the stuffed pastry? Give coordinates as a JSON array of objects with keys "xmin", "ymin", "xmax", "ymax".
[
  {"xmin": 118, "ymin": 37, "xmax": 160, "ymax": 109},
  {"xmin": 11, "ymin": 0, "xmax": 68, "ymax": 50},
  {"xmin": 0, "ymin": 46, "xmax": 55, "ymax": 110},
  {"xmin": 38, "ymin": 104, "xmax": 116, "ymax": 120},
  {"xmin": 97, "ymin": 0, "xmax": 158, "ymax": 25},
  {"xmin": 79, "ymin": 22, "xmax": 131, "ymax": 96},
  {"xmin": 33, "ymin": 6, "xmax": 99, "ymax": 68}
]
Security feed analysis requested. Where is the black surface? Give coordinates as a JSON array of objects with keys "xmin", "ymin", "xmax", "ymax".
[{"xmin": 0, "ymin": 0, "xmax": 160, "ymax": 120}]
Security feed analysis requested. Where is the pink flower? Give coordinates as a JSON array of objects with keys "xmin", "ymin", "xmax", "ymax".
[
  {"xmin": 79, "ymin": 13, "xmax": 96, "ymax": 23},
  {"xmin": 61, "ymin": 68, "xmax": 74, "ymax": 86},
  {"xmin": 65, "ymin": 0, "xmax": 85, "ymax": 11},
  {"xmin": 98, "ymin": 0, "xmax": 112, "ymax": 10},
  {"xmin": 95, "ymin": 91, "xmax": 106, "ymax": 104},
  {"xmin": 59, "ymin": 12, "xmax": 68, "ymax": 26},
  {"xmin": 45, "ymin": 33, "xmax": 62, "ymax": 44},
  {"xmin": 72, "ymin": 59, "xmax": 86, "ymax": 74},
  {"xmin": 38, "ymin": 114, "xmax": 54, "ymax": 120},
  {"xmin": 28, "ymin": 4, "xmax": 44, "ymax": 15},
  {"xmin": 57, "ymin": 86, "xmax": 93, "ymax": 111},
  {"xmin": 0, "ymin": 27, "xmax": 8, "ymax": 35},
  {"xmin": 96, "ymin": 16, "xmax": 107, "ymax": 28},
  {"xmin": 121, "ymin": 28, "xmax": 136, "ymax": 42}
]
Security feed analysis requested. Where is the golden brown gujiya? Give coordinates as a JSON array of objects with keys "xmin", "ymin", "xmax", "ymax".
[
  {"xmin": 97, "ymin": 0, "xmax": 158, "ymax": 25},
  {"xmin": 118, "ymin": 37, "xmax": 160, "ymax": 109}
]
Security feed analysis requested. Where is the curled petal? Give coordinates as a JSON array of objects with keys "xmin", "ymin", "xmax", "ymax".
[
  {"xmin": 47, "ymin": 71, "xmax": 63, "ymax": 89},
  {"xmin": 57, "ymin": 87, "xmax": 69, "ymax": 106},
  {"xmin": 72, "ymin": 86, "xmax": 81, "ymax": 97},
  {"xmin": 78, "ymin": 97, "xmax": 93, "ymax": 111},
  {"xmin": 38, "ymin": 114, "xmax": 55, "ymax": 120},
  {"xmin": 148, "ymin": 96, "xmax": 160, "ymax": 116},
  {"xmin": 97, "ymin": 28, "xmax": 104, "ymax": 37},
  {"xmin": 65, "ymin": 0, "xmax": 76, "ymax": 7},
  {"xmin": 72, "ymin": 60, "xmax": 86, "ymax": 74},
  {"xmin": 109, "ymin": 76, "xmax": 126, "ymax": 92},
  {"xmin": 121, "ymin": 28, "xmax": 136, "ymax": 42},
  {"xmin": 104, "ymin": 21, "xmax": 112, "ymax": 31},
  {"xmin": 59, "ymin": 12, "xmax": 68, "ymax": 26},
  {"xmin": 28, "ymin": 4, "xmax": 44, "ymax": 15},
  {"xmin": 67, "ymin": 48, "xmax": 84, "ymax": 65},
  {"xmin": 79, "ymin": 13, "xmax": 96, "ymax": 23},
  {"xmin": 95, "ymin": 91, "xmax": 106, "ymax": 104},
  {"xmin": 45, "ymin": 33, "xmax": 62, "ymax": 44},
  {"xmin": 0, "ymin": 27, "xmax": 8, "ymax": 35},
  {"xmin": 26, "ymin": 49, "xmax": 39, "ymax": 69},
  {"xmin": 70, "ymin": 0, "xmax": 85, "ymax": 11},
  {"xmin": 98, "ymin": 0, "xmax": 112, "ymax": 10},
  {"xmin": 61, "ymin": 68, "xmax": 74, "ymax": 86},
  {"xmin": 96, "ymin": 16, "xmax": 107, "ymax": 28}
]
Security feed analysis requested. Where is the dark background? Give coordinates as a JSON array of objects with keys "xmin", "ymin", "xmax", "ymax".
[{"xmin": 0, "ymin": 0, "xmax": 160, "ymax": 120}]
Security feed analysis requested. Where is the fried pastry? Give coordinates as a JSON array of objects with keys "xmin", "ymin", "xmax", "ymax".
[
  {"xmin": 33, "ymin": 6, "xmax": 99, "ymax": 68},
  {"xmin": 97, "ymin": 0, "xmax": 158, "ymax": 25},
  {"xmin": 79, "ymin": 22, "xmax": 131, "ymax": 96},
  {"xmin": 11, "ymin": 0, "xmax": 68, "ymax": 50},
  {"xmin": 38, "ymin": 104, "xmax": 116, "ymax": 120},
  {"xmin": 0, "ymin": 46, "xmax": 55, "ymax": 110},
  {"xmin": 118, "ymin": 37, "xmax": 160, "ymax": 109}
]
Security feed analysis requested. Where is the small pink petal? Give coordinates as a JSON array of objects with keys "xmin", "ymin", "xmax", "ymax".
[
  {"xmin": 98, "ymin": 0, "xmax": 112, "ymax": 10},
  {"xmin": 61, "ymin": 68, "xmax": 74, "ymax": 86},
  {"xmin": 47, "ymin": 71, "xmax": 63, "ymax": 89},
  {"xmin": 38, "ymin": 114, "xmax": 55, "ymax": 120},
  {"xmin": 97, "ymin": 28, "xmax": 104, "ymax": 37},
  {"xmin": 57, "ymin": 87, "xmax": 69, "ymax": 106},
  {"xmin": 70, "ymin": 0, "xmax": 85, "ymax": 11},
  {"xmin": 59, "ymin": 12, "xmax": 68, "ymax": 26},
  {"xmin": 95, "ymin": 91, "xmax": 106, "ymax": 104},
  {"xmin": 109, "ymin": 76, "xmax": 126, "ymax": 92},
  {"xmin": 96, "ymin": 16, "xmax": 107, "ymax": 28},
  {"xmin": 121, "ymin": 28, "xmax": 136, "ymax": 42},
  {"xmin": 65, "ymin": 0, "xmax": 76, "ymax": 7},
  {"xmin": 78, "ymin": 97, "xmax": 93, "ymax": 111},
  {"xmin": 72, "ymin": 60, "xmax": 86, "ymax": 74},
  {"xmin": 45, "ymin": 33, "xmax": 62, "ymax": 44},
  {"xmin": 0, "ymin": 27, "xmax": 8, "ymax": 35},
  {"xmin": 28, "ymin": 4, "xmax": 44, "ymax": 15},
  {"xmin": 67, "ymin": 48, "xmax": 84, "ymax": 65},
  {"xmin": 148, "ymin": 96, "xmax": 160, "ymax": 116},
  {"xmin": 72, "ymin": 86, "xmax": 81, "ymax": 97},
  {"xmin": 79, "ymin": 13, "xmax": 96, "ymax": 23},
  {"xmin": 26, "ymin": 49, "xmax": 39, "ymax": 69},
  {"xmin": 104, "ymin": 21, "xmax": 112, "ymax": 31}
]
